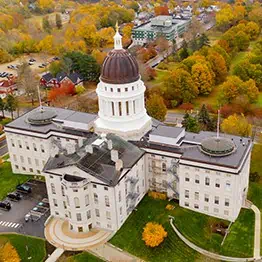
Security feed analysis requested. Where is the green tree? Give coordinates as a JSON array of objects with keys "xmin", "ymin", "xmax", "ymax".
[
  {"xmin": 42, "ymin": 16, "xmax": 51, "ymax": 33},
  {"xmin": 0, "ymin": 97, "xmax": 5, "ymax": 118},
  {"xmin": 221, "ymin": 114, "xmax": 252, "ymax": 137},
  {"xmin": 63, "ymin": 52, "xmax": 100, "ymax": 82},
  {"xmin": 234, "ymin": 31, "xmax": 250, "ymax": 51},
  {"xmin": 182, "ymin": 113, "xmax": 200, "ymax": 133},
  {"xmin": 198, "ymin": 104, "xmax": 215, "ymax": 131},
  {"xmin": 178, "ymin": 40, "xmax": 189, "ymax": 60},
  {"xmin": 164, "ymin": 68, "xmax": 199, "ymax": 104},
  {"xmin": 49, "ymin": 61, "xmax": 62, "ymax": 76},
  {"xmin": 146, "ymin": 94, "xmax": 167, "ymax": 121},
  {"xmin": 5, "ymin": 95, "xmax": 17, "ymax": 120},
  {"xmin": 198, "ymin": 34, "xmax": 210, "ymax": 48},
  {"xmin": 55, "ymin": 13, "xmax": 62, "ymax": 29}
]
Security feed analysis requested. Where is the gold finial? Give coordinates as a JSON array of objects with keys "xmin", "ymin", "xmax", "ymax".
[{"xmin": 115, "ymin": 21, "xmax": 119, "ymax": 33}]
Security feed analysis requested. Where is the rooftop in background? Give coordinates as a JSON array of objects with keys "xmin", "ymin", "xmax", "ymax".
[{"xmin": 5, "ymin": 106, "xmax": 97, "ymax": 135}]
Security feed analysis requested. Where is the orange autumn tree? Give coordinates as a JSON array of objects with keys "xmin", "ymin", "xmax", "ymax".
[
  {"xmin": 142, "ymin": 222, "xmax": 167, "ymax": 247},
  {"xmin": 154, "ymin": 5, "xmax": 169, "ymax": 16}
]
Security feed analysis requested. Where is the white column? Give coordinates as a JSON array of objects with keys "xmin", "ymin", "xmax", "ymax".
[
  {"xmin": 130, "ymin": 100, "xmax": 134, "ymax": 115},
  {"xmin": 114, "ymin": 102, "xmax": 119, "ymax": 117},
  {"xmin": 122, "ymin": 100, "xmax": 126, "ymax": 116}
]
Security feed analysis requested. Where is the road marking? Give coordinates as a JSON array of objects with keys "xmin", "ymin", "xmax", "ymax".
[
  {"xmin": 14, "ymin": 224, "xmax": 20, "ymax": 228},
  {"xmin": 0, "ymin": 221, "xmax": 20, "ymax": 228},
  {"xmin": 0, "ymin": 221, "xmax": 3, "ymax": 225}
]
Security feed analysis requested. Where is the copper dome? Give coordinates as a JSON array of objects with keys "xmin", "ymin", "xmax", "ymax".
[{"xmin": 100, "ymin": 49, "xmax": 140, "ymax": 84}]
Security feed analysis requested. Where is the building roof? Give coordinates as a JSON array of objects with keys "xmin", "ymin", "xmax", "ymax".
[
  {"xmin": 56, "ymin": 72, "xmax": 67, "ymax": 82},
  {"xmin": 41, "ymin": 72, "xmax": 54, "ymax": 82},
  {"xmin": 44, "ymin": 133, "xmax": 144, "ymax": 186},
  {"xmin": 0, "ymin": 79, "xmax": 17, "ymax": 88},
  {"xmin": 100, "ymin": 49, "xmax": 140, "ymax": 84},
  {"xmin": 68, "ymin": 72, "xmax": 83, "ymax": 84},
  {"xmin": 5, "ymin": 106, "xmax": 97, "ymax": 135},
  {"xmin": 150, "ymin": 125, "xmax": 184, "ymax": 138}
]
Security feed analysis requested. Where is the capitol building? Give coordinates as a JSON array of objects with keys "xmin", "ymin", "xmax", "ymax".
[{"xmin": 4, "ymin": 28, "xmax": 252, "ymax": 235}]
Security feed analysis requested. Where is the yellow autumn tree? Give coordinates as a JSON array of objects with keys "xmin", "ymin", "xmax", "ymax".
[
  {"xmin": 221, "ymin": 114, "xmax": 252, "ymax": 137},
  {"xmin": 192, "ymin": 63, "xmax": 213, "ymax": 95},
  {"xmin": 142, "ymin": 222, "xmax": 167, "ymax": 247},
  {"xmin": 38, "ymin": 0, "xmax": 54, "ymax": 9},
  {"xmin": 0, "ymin": 242, "xmax": 21, "ymax": 262},
  {"xmin": 91, "ymin": 49, "xmax": 107, "ymax": 65}
]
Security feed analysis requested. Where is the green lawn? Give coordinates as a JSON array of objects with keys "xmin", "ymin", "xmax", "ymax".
[
  {"xmin": 0, "ymin": 162, "xmax": 30, "ymax": 200},
  {"xmin": 257, "ymin": 92, "xmax": 262, "ymax": 107},
  {"xmin": 66, "ymin": 252, "xmax": 104, "ymax": 262},
  {"xmin": 110, "ymin": 195, "xmax": 254, "ymax": 261},
  {"xmin": 0, "ymin": 234, "xmax": 46, "ymax": 262}
]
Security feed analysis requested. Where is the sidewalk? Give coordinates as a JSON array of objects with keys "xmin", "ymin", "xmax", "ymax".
[
  {"xmin": 88, "ymin": 243, "xmax": 144, "ymax": 262},
  {"xmin": 251, "ymin": 204, "xmax": 261, "ymax": 259}
]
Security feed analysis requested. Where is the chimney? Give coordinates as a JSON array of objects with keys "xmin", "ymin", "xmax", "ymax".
[
  {"xmin": 115, "ymin": 159, "xmax": 123, "ymax": 171},
  {"xmin": 111, "ymin": 149, "xmax": 118, "ymax": 162},
  {"xmin": 85, "ymin": 145, "xmax": 93, "ymax": 154},
  {"xmin": 108, "ymin": 140, "xmax": 113, "ymax": 150}
]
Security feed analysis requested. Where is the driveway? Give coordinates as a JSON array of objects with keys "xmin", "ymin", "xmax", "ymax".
[{"xmin": 0, "ymin": 180, "xmax": 49, "ymax": 238}]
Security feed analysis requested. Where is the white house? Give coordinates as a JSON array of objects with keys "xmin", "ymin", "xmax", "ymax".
[{"xmin": 5, "ymin": 28, "xmax": 252, "ymax": 235}]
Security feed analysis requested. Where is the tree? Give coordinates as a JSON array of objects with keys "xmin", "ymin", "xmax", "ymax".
[
  {"xmin": 178, "ymin": 40, "xmax": 189, "ymax": 60},
  {"xmin": 0, "ymin": 242, "xmax": 20, "ymax": 262},
  {"xmin": 0, "ymin": 97, "xmax": 5, "ymax": 118},
  {"xmin": 198, "ymin": 34, "xmax": 210, "ymax": 48},
  {"xmin": 154, "ymin": 5, "xmax": 169, "ymax": 16},
  {"xmin": 234, "ymin": 31, "xmax": 250, "ymax": 51},
  {"xmin": 0, "ymin": 48, "xmax": 13, "ymax": 64},
  {"xmin": 142, "ymin": 222, "xmax": 167, "ymax": 248},
  {"xmin": 198, "ymin": 104, "xmax": 215, "ymax": 131},
  {"xmin": 248, "ymin": 5, "xmax": 262, "ymax": 27},
  {"xmin": 221, "ymin": 114, "xmax": 252, "ymax": 137},
  {"xmin": 17, "ymin": 62, "xmax": 39, "ymax": 106},
  {"xmin": 146, "ymin": 94, "xmax": 167, "ymax": 121},
  {"xmin": 63, "ymin": 52, "xmax": 100, "ymax": 82},
  {"xmin": 192, "ymin": 63, "xmax": 213, "ymax": 95},
  {"xmin": 5, "ymin": 95, "xmax": 17, "ymax": 120},
  {"xmin": 207, "ymin": 50, "xmax": 227, "ymax": 84},
  {"xmin": 216, "ymin": 5, "xmax": 234, "ymax": 30},
  {"xmin": 42, "ymin": 16, "xmax": 51, "ymax": 33},
  {"xmin": 182, "ymin": 113, "xmax": 200, "ymax": 133},
  {"xmin": 55, "ymin": 13, "xmax": 62, "ymax": 29},
  {"xmin": 49, "ymin": 61, "xmax": 62, "ymax": 77},
  {"xmin": 164, "ymin": 68, "xmax": 198, "ymax": 103}
]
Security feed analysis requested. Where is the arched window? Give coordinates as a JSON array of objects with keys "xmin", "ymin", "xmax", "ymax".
[
  {"xmin": 51, "ymin": 183, "xmax": 56, "ymax": 194},
  {"xmin": 105, "ymin": 195, "xmax": 110, "ymax": 207},
  {"xmin": 162, "ymin": 163, "xmax": 166, "ymax": 172},
  {"xmin": 74, "ymin": 197, "xmax": 80, "ymax": 208}
]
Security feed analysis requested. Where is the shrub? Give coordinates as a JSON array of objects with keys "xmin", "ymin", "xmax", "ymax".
[
  {"xmin": 142, "ymin": 222, "xmax": 167, "ymax": 247},
  {"xmin": 165, "ymin": 204, "xmax": 174, "ymax": 210},
  {"xmin": 148, "ymin": 191, "xmax": 167, "ymax": 200},
  {"xmin": 0, "ymin": 242, "xmax": 20, "ymax": 262},
  {"xmin": 250, "ymin": 172, "xmax": 260, "ymax": 183},
  {"xmin": 75, "ymin": 85, "xmax": 85, "ymax": 95},
  {"xmin": 170, "ymin": 99, "xmax": 178, "ymax": 108}
]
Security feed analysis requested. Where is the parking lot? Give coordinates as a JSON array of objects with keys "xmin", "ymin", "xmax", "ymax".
[{"xmin": 0, "ymin": 179, "xmax": 49, "ymax": 238}]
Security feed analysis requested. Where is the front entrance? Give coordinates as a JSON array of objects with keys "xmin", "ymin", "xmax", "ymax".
[
  {"xmin": 78, "ymin": 226, "xmax": 83, "ymax": 232},
  {"xmin": 88, "ymin": 223, "xmax": 92, "ymax": 230}
]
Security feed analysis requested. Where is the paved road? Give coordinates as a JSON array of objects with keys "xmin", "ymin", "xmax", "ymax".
[
  {"xmin": 165, "ymin": 112, "xmax": 185, "ymax": 126},
  {"xmin": 0, "ymin": 138, "xmax": 7, "ymax": 156}
]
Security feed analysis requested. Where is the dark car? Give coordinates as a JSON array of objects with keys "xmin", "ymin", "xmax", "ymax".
[
  {"xmin": 0, "ymin": 200, "xmax": 11, "ymax": 211},
  {"xmin": 38, "ymin": 65, "xmax": 44, "ymax": 68},
  {"xmin": 53, "ymin": 56, "xmax": 60, "ymax": 61},
  {"xmin": 29, "ymin": 58, "xmax": 36, "ymax": 62},
  {"xmin": 16, "ymin": 184, "xmax": 32, "ymax": 194},
  {"xmin": 7, "ymin": 192, "xmax": 22, "ymax": 201}
]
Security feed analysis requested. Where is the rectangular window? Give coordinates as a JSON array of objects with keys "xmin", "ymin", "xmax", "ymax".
[
  {"xmin": 85, "ymin": 195, "xmax": 89, "ymax": 206},
  {"xmin": 215, "ymin": 182, "xmax": 220, "ymax": 188},
  {"xmin": 93, "ymin": 184, "xmax": 97, "ymax": 188},
  {"xmin": 29, "ymin": 168, "xmax": 33, "ymax": 172},
  {"xmin": 107, "ymin": 224, "xmax": 112, "ymax": 229},
  {"xmin": 185, "ymin": 202, "xmax": 189, "ymax": 207},
  {"xmin": 225, "ymin": 198, "xmax": 230, "ymax": 207},
  {"xmin": 185, "ymin": 176, "xmax": 190, "ymax": 182},
  {"xmin": 118, "ymin": 102, "xmax": 122, "ymax": 116},
  {"xmin": 53, "ymin": 199, "xmax": 58, "ymax": 207},
  {"xmin": 20, "ymin": 156, "xmax": 24, "ymax": 163},
  {"xmin": 25, "ymin": 142, "xmax": 29, "ymax": 150},
  {"xmin": 185, "ymin": 190, "xmax": 189, "ymax": 198},
  {"xmin": 204, "ymin": 194, "xmax": 209, "ymax": 202},
  {"xmin": 214, "ymin": 208, "xmax": 219, "ymax": 213},
  {"xmin": 117, "ymin": 88, "xmax": 121, "ymax": 92},
  {"xmin": 18, "ymin": 140, "xmax": 22, "ymax": 148},
  {"xmin": 15, "ymin": 165, "xmax": 19, "ymax": 169},
  {"xmin": 224, "ymin": 210, "xmax": 229, "ymax": 216},
  {"xmin": 194, "ymin": 204, "xmax": 199, "ymax": 209},
  {"xmin": 126, "ymin": 101, "xmax": 129, "ymax": 115},
  {"xmin": 73, "ymin": 189, "xmax": 78, "ymax": 192},
  {"xmin": 204, "ymin": 206, "xmax": 209, "ymax": 211},
  {"xmin": 35, "ymin": 159, "xmax": 39, "ymax": 166},
  {"xmin": 194, "ymin": 192, "xmax": 199, "ymax": 201},
  {"xmin": 106, "ymin": 211, "xmax": 111, "ymax": 220},
  {"xmin": 104, "ymin": 187, "xmax": 108, "ymax": 191},
  {"xmin": 11, "ymin": 139, "xmax": 15, "ymax": 147},
  {"xmin": 95, "ymin": 209, "xmax": 100, "ymax": 217},
  {"xmin": 125, "ymin": 87, "xmax": 128, "ymax": 92},
  {"xmin": 87, "ymin": 210, "xmax": 91, "ymax": 219},
  {"xmin": 22, "ymin": 167, "xmax": 26, "ymax": 171},
  {"xmin": 111, "ymin": 102, "xmax": 115, "ymax": 116},
  {"xmin": 27, "ymin": 157, "xmax": 31, "ymax": 165},
  {"xmin": 215, "ymin": 196, "xmax": 219, "ymax": 205},
  {"xmin": 195, "ymin": 177, "xmax": 200, "ymax": 184},
  {"xmin": 13, "ymin": 154, "xmax": 17, "ymax": 162},
  {"xmin": 205, "ymin": 177, "xmax": 210, "ymax": 186},
  {"xmin": 63, "ymin": 201, "xmax": 67, "ymax": 209},
  {"xmin": 61, "ymin": 186, "xmax": 65, "ymax": 196},
  {"xmin": 76, "ymin": 213, "xmax": 82, "ymax": 221}
]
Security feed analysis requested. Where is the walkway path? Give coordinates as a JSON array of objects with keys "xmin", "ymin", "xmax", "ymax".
[
  {"xmin": 88, "ymin": 243, "xmax": 143, "ymax": 262},
  {"xmin": 251, "ymin": 204, "xmax": 261, "ymax": 259},
  {"xmin": 45, "ymin": 217, "xmax": 112, "ymax": 251},
  {"xmin": 169, "ymin": 218, "xmax": 260, "ymax": 262},
  {"xmin": 45, "ymin": 248, "xmax": 64, "ymax": 262}
]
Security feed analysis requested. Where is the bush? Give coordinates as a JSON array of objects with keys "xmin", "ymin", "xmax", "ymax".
[
  {"xmin": 165, "ymin": 204, "xmax": 174, "ymax": 210},
  {"xmin": 142, "ymin": 222, "xmax": 167, "ymax": 248},
  {"xmin": 148, "ymin": 191, "xmax": 167, "ymax": 200},
  {"xmin": 170, "ymin": 100, "xmax": 178, "ymax": 108},
  {"xmin": 75, "ymin": 85, "xmax": 85, "ymax": 95},
  {"xmin": 250, "ymin": 172, "xmax": 260, "ymax": 183}
]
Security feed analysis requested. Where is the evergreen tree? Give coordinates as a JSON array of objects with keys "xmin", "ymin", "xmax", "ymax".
[
  {"xmin": 5, "ymin": 95, "xmax": 17, "ymax": 120},
  {"xmin": 179, "ymin": 40, "xmax": 189, "ymax": 60},
  {"xmin": 42, "ymin": 16, "xmax": 51, "ymax": 33},
  {"xmin": 198, "ymin": 34, "xmax": 210, "ymax": 48},
  {"xmin": 0, "ymin": 97, "xmax": 5, "ymax": 118},
  {"xmin": 182, "ymin": 113, "xmax": 200, "ymax": 133},
  {"xmin": 55, "ymin": 13, "xmax": 62, "ymax": 29},
  {"xmin": 198, "ymin": 104, "xmax": 215, "ymax": 131}
]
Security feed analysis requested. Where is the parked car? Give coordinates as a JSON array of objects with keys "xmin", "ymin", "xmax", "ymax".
[
  {"xmin": 0, "ymin": 200, "xmax": 11, "ymax": 211},
  {"xmin": 7, "ymin": 192, "xmax": 22, "ymax": 201},
  {"xmin": 38, "ymin": 65, "xmax": 44, "ymax": 68},
  {"xmin": 29, "ymin": 58, "xmax": 36, "ymax": 62},
  {"xmin": 28, "ymin": 62, "xmax": 34, "ymax": 65},
  {"xmin": 16, "ymin": 184, "xmax": 32, "ymax": 193},
  {"xmin": 53, "ymin": 57, "xmax": 60, "ymax": 61},
  {"xmin": 7, "ymin": 65, "xmax": 13, "ymax": 69}
]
